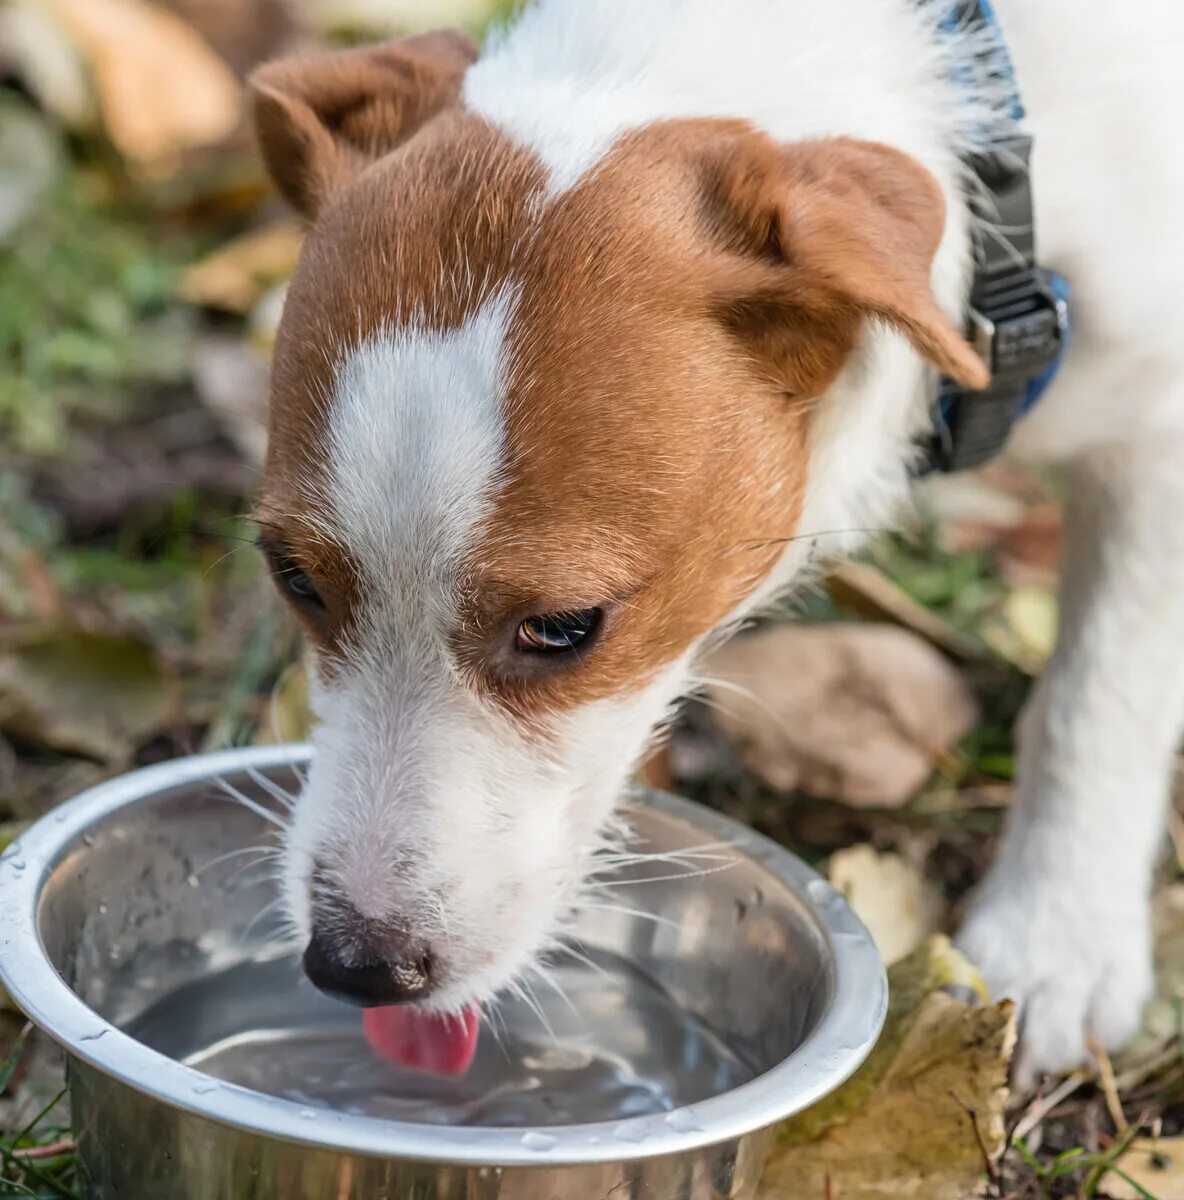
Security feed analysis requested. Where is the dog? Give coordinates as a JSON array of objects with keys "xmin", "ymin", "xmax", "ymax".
[{"xmin": 247, "ymin": 0, "xmax": 1184, "ymax": 1083}]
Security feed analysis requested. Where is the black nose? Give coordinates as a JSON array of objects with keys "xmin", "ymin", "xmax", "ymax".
[{"xmin": 303, "ymin": 920, "xmax": 434, "ymax": 1008}]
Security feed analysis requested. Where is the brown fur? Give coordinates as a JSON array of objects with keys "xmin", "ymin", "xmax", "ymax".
[{"xmin": 251, "ymin": 36, "xmax": 985, "ymax": 714}]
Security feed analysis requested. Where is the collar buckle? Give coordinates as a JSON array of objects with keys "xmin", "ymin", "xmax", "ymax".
[{"xmin": 968, "ymin": 268, "xmax": 1069, "ymax": 387}]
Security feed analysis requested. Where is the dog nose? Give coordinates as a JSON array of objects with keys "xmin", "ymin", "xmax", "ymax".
[{"xmin": 303, "ymin": 919, "xmax": 434, "ymax": 1008}]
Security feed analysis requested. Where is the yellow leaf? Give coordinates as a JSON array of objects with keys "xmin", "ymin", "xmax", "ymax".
[
  {"xmin": 46, "ymin": 0, "xmax": 240, "ymax": 173},
  {"xmin": 829, "ymin": 846, "xmax": 946, "ymax": 967},
  {"xmin": 179, "ymin": 221, "xmax": 303, "ymax": 315},
  {"xmin": 763, "ymin": 938, "xmax": 1013, "ymax": 1200},
  {"xmin": 1107, "ymin": 1136, "xmax": 1184, "ymax": 1200},
  {"xmin": 0, "ymin": 626, "xmax": 174, "ymax": 762},
  {"xmin": 984, "ymin": 587, "xmax": 1059, "ymax": 673},
  {"xmin": 256, "ymin": 661, "xmax": 313, "ymax": 745}
]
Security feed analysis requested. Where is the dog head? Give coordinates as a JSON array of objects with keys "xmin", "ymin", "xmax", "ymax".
[{"xmin": 249, "ymin": 32, "xmax": 984, "ymax": 1018}]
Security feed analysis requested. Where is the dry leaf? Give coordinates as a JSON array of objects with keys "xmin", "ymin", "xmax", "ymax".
[
  {"xmin": 158, "ymin": 0, "xmax": 303, "ymax": 77},
  {"xmin": 178, "ymin": 220, "xmax": 303, "ymax": 314},
  {"xmin": 0, "ymin": 1, "xmax": 96, "ymax": 129},
  {"xmin": 1114, "ymin": 884, "xmax": 1184, "ymax": 1080},
  {"xmin": 704, "ymin": 624, "xmax": 979, "ymax": 807},
  {"xmin": 1107, "ymin": 1137, "xmax": 1184, "ymax": 1199},
  {"xmin": 256, "ymin": 661, "xmax": 313, "ymax": 745},
  {"xmin": 983, "ymin": 588, "xmax": 1059, "ymax": 674},
  {"xmin": 0, "ymin": 626, "xmax": 174, "ymax": 762},
  {"xmin": 46, "ymin": 0, "xmax": 241, "ymax": 173},
  {"xmin": 829, "ymin": 846, "xmax": 946, "ymax": 966},
  {"xmin": 763, "ymin": 937, "xmax": 1014, "ymax": 1200},
  {"xmin": 192, "ymin": 335, "xmax": 269, "ymax": 467},
  {"xmin": 0, "ymin": 100, "xmax": 63, "ymax": 245},
  {"xmin": 826, "ymin": 560, "xmax": 982, "ymax": 662}
]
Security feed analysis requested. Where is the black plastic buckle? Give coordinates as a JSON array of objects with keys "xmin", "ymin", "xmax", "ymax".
[
  {"xmin": 923, "ymin": 272, "xmax": 1067, "ymax": 475},
  {"xmin": 969, "ymin": 268, "xmax": 1067, "ymax": 387}
]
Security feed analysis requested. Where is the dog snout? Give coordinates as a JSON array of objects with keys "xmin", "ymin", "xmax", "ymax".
[{"xmin": 302, "ymin": 891, "xmax": 434, "ymax": 1007}]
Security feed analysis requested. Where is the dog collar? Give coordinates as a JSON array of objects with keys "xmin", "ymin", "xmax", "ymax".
[{"xmin": 918, "ymin": 0, "xmax": 1071, "ymax": 474}]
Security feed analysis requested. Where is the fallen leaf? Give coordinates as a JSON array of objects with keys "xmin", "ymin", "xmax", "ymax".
[
  {"xmin": 996, "ymin": 502, "xmax": 1062, "ymax": 589},
  {"xmin": 46, "ymin": 0, "xmax": 241, "ymax": 174},
  {"xmin": 0, "ymin": 1, "xmax": 96, "ymax": 129},
  {"xmin": 0, "ymin": 99, "xmax": 63, "ymax": 245},
  {"xmin": 192, "ymin": 335, "xmax": 269, "ymax": 468},
  {"xmin": 158, "ymin": 0, "xmax": 303, "ymax": 77},
  {"xmin": 178, "ymin": 220, "xmax": 303, "ymax": 314},
  {"xmin": 1114, "ymin": 884, "xmax": 1184, "ymax": 1081},
  {"xmin": 829, "ymin": 846, "xmax": 946, "ymax": 966},
  {"xmin": 826, "ymin": 560, "xmax": 983, "ymax": 663},
  {"xmin": 983, "ymin": 588, "xmax": 1059, "ymax": 674},
  {"xmin": 1107, "ymin": 1137, "xmax": 1184, "ymax": 1200},
  {"xmin": 763, "ymin": 937, "xmax": 1014, "ymax": 1200},
  {"xmin": 0, "ymin": 626, "xmax": 175, "ymax": 762},
  {"xmin": 255, "ymin": 661, "xmax": 313, "ymax": 745},
  {"xmin": 703, "ymin": 624, "xmax": 979, "ymax": 808}
]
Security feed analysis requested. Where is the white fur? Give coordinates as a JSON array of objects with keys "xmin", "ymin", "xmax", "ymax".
[
  {"xmin": 293, "ymin": 0, "xmax": 1184, "ymax": 1072},
  {"xmin": 285, "ymin": 294, "xmax": 693, "ymax": 1011}
]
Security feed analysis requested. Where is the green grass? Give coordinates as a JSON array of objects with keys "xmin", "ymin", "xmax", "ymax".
[{"xmin": 0, "ymin": 1031, "xmax": 77, "ymax": 1199}]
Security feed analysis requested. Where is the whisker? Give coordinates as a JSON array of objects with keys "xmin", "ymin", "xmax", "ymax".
[
  {"xmin": 578, "ymin": 901, "xmax": 683, "ymax": 932},
  {"xmin": 245, "ymin": 768, "xmax": 299, "ymax": 812},
  {"xmin": 243, "ymin": 896, "xmax": 286, "ymax": 940},
  {"xmin": 213, "ymin": 776, "xmax": 291, "ymax": 830}
]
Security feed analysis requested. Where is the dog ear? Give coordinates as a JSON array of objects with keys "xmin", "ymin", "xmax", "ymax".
[
  {"xmin": 249, "ymin": 30, "xmax": 478, "ymax": 218},
  {"xmin": 702, "ymin": 132, "xmax": 989, "ymax": 398}
]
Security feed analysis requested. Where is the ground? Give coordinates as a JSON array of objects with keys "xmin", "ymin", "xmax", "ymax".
[{"xmin": 1, "ymin": 3, "xmax": 1182, "ymax": 1198}]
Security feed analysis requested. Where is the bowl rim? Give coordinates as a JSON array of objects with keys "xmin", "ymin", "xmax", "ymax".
[{"xmin": 0, "ymin": 743, "xmax": 886, "ymax": 1167}]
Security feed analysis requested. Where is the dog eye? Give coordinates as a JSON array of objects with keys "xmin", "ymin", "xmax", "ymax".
[
  {"xmin": 516, "ymin": 608, "xmax": 602, "ymax": 653},
  {"xmin": 272, "ymin": 558, "xmax": 325, "ymax": 609},
  {"xmin": 283, "ymin": 567, "xmax": 323, "ymax": 605}
]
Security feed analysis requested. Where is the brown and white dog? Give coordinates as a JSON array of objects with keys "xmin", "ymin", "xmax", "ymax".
[{"xmin": 248, "ymin": 0, "xmax": 1184, "ymax": 1082}]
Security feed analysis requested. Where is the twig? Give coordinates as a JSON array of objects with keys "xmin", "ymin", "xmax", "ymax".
[
  {"xmin": 1088, "ymin": 1037, "xmax": 1128, "ymax": 1134},
  {"xmin": 1011, "ymin": 1071, "xmax": 1089, "ymax": 1144},
  {"xmin": 10, "ymin": 1138, "xmax": 74, "ymax": 1161},
  {"xmin": 951, "ymin": 1090, "xmax": 1000, "ymax": 1184}
]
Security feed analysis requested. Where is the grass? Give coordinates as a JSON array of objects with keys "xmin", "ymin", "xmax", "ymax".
[{"xmin": 0, "ymin": 1030, "xmax": 77, "ymax": 1199}]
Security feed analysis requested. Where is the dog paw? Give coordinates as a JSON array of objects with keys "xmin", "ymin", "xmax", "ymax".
[{"xmin": 956, "ymin": 874, "xmax": 1153, "ymax": 1087}]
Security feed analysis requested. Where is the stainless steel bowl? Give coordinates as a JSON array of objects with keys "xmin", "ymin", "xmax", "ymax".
[{"xmin": 0, "ymin": 745, "xmax": 885, "ymax": 1200}]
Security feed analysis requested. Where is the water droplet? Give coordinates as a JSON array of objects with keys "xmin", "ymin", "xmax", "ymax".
[
  {"xmin": 192, "ymin": 1082, "xmax": 220, "ymax": 1096},
  {"xmin": 98, "ymin": 902, "xmax": 108, "ymax": 915},
  {"xmin": 665, "ymin": 1109, "xmax": 703, "ymax": 1134},
  {"xmin": 806, "ymin": 878, "xmax": 840, "ymax": 906},
  {"xmin": 612, "ymin": 1122, "xmax": 649, "ymax": 1144},
  {"xmin": 1, "ymin": 841, "xmax": 21, "ymax": 861},
  {"xmin": 520, "ymin": 1132, "xmax": 557, "ymax": 1152},
  {"xmin": 81, "ymin": 833, "xmax": 96, "ymax": 848},
  {"xmin": 299, "ymin": 1108, "xmax": 317, "ymax": 1120},
  {"xmin": 54, "ymin": 810, "xmax": 68, "ymax": 823},
  {"xmin": 79, "ymin": 1028, "xmax": 108, "ymax": 1042}
]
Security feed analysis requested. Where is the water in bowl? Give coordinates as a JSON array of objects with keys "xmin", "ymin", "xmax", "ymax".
[{"xmin": 129, "ymin": 947, "xmax": 757, "ymax": 1127}]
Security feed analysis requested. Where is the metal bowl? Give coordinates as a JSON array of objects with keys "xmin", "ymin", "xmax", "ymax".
[{"xmin": 0, "ymin": 745, "xmax": 885, "ymax": 1200}]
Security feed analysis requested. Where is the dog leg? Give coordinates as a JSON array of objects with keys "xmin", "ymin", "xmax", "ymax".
[{"xmin": 957, "ymin": 438, "xmax": 1184, "ymax": 1083}]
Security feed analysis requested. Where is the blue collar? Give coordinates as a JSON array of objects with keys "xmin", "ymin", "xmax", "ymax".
[{"xmin": 918, "ymin": 0, "xmax": 1071, "ymax": 474}]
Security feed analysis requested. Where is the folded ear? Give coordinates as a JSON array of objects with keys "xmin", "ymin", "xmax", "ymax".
[
  {"xmin": 703, "ymin": 132, "xmax": 988, "ymax": 397},
  {"xmin": 249, "ymin": 30, "xmax": 478, "ymax": 218}
]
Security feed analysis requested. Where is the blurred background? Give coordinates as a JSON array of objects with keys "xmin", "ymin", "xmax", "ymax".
[{"xmin": 2, "ymin": 3, "xmax": 1180, "ymax": 1195}]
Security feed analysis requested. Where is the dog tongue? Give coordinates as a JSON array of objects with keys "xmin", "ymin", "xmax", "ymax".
[{"xmin": 363, "ymin": 1004, "xmax": 481, "ymax": 1076}]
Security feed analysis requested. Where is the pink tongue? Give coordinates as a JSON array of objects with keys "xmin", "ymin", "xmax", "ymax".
[{"xmin": 363, "ymin": 1004, "xmax": 481, "ymax": 1076}]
